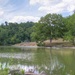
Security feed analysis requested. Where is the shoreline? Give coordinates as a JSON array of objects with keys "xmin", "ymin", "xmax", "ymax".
[
  {"xmin": 12, "ymin": 45, "xmax": 75, "ymax": 49},
  {"xmin": 1, "ymin": 39, "xmax": 75, "ymax": 49}
]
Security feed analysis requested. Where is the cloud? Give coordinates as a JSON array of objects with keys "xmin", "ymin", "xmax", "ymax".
[
  {"xmin": 9, "ymin": 16, "xmax": 40, "ymax": 23},
  {"xmin": 0, "ymin": 0, "xmax": 41, "ymax": 23},
  {"xmin": 30, "ymin": 0, "xmax": 50, "ymax": 5},
  {"xmin": 29, "ymin": 0, "xmax": 75, "ymax": 15},
  {"xmin": 0, "ymin": 8, "xmax": 4, "ymax": 16},
  {"xmin": 0, "ymin": 0, "xmax": 10, "ymax": 17},
  {"xmin": 0, "ymin": 0, "xmax": 75, "ymax": 24}
]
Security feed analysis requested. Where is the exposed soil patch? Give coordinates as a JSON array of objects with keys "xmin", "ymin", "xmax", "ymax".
[
  {"xmin": 14, "ymin": 42, "xmax": 37, "ymax": 46},
  {"xmin": 14, "ymin": 39, "xmax": 75, "ymax": 47}
]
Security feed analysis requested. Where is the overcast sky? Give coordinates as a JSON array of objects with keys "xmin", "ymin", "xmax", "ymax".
[{"xmin": 0, "ymin": 0, "xmax": 75, "ymax": 23}]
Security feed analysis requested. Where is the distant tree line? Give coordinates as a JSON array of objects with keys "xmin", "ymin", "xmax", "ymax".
[
  {"xmin": 0, "ymin": 13, "xmax": 75, "ymax": 46},
  {"xmin": 0, "ymin": 22, "xmax": 34, "ymax": 45}
]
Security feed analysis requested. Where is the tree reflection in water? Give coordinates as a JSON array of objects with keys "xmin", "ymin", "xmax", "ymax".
[{"xmin": 0, "ymin": 47, "xmax": 75, "ymax": 75}]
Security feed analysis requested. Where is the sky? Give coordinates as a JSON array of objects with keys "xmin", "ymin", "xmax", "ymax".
[{"xmin": 0, "ymin": 0, "xmax": 75, "ymax": 23}]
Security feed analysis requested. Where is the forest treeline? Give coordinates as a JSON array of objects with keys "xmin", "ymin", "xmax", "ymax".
[
  {"xmin": 0, "ymin": 13, "xmax": 75, "ymax": 45},
  {"xmin": 0, "ymin": 22, "xmax": 34, "ymax": 45}
]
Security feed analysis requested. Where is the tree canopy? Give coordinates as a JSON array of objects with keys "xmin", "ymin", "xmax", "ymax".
[
  {"xmin": 64, "ymin": 13, "xmax": 75, "ymax": 44},
  {"xmin": 31, "ymin": 13, "xmax": 66, "ymax": 45},
  {"xmin": 0, "ymin": 22, "xmax": 34, "ymax": 45},
  {"xmin": 0, "ymin": 13, "xmax": 75, "ymax": 46}
]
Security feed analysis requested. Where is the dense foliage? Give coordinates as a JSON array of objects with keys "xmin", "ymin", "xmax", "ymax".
[
  {"xmin": 31, "ymin": 13, "xmax": 66, "ymax": 45},
  {"xmin": 0, "ymin": 13, "xmax": 75, "ymax": 46},
  {"xmin": 0, "ymin": 22, "xmax": 34, "ymax": 45},
  {"xmin": 31, "ymin": 13, "xmax": 75, "ymax": 45},
  {"xmin": 64, "ymin": 13, "xmax": 75, "ymax": 45}
]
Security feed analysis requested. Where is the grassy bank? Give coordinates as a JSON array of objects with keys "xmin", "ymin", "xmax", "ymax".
[
  {"xmin": 0, "ymin": 70, "xmax": 8, "ymax": 75},
  {"xmin": 45, "ymin": 39, "xmax": 74, "ymax": 47}
]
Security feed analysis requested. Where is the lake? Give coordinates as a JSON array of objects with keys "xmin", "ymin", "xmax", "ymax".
[{"xmin": 0, "ymin": 46, "xmax": 75, "ymax": 75}]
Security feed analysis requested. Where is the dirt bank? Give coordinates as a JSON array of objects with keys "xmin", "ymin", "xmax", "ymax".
[
  {"xmin": 14, "ymin": 42, "xmax": 37, "ymax": 46},
  {"xmin": 14, "ymin": 39, "xmax": 75, "ymax": 47}
]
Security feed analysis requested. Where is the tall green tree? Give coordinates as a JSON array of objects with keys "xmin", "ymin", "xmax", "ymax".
[
  {"xmin": 31, "ymin": 13, "xmax": 65, "ymax": 46},
  {"xmin": 64, "ymin": 13, "xmax": 75, "ymax": 45}
]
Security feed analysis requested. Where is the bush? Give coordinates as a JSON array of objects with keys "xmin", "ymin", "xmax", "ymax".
[
  {"xmin": 0, "ymin": 70, "xmax": 8, "ymax": 75},
  {"xmin": 37, "ymin": 41, "xmax": 45, "ymax": 46}
]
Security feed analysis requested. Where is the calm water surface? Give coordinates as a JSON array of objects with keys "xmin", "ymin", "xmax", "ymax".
[{"xmin": 0, "ymin": 46, "xmax": 75, "ymax": 75}]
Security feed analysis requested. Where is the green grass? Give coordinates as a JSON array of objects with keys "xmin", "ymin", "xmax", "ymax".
[{"xmin": 0, "ymin": 70, "xmax": 8, "ymax": 75}]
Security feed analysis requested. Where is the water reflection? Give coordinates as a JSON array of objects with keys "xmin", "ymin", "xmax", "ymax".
[{"xmin": 0, "ymin": 47, "xmax": 75, "ymax": 75}]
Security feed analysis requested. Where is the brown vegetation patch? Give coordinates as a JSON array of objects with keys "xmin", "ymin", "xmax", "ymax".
[
  {"xmin": 14, "ymin": 39, "xmax": 74, "ymax": 47},
  {"xmin": 14, "ymin": 42, "xmax": 37, "ymax": 46}
]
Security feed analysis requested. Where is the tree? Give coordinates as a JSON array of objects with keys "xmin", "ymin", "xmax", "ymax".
[
  {"xmin": 64, "ymin": 13, "xmax": 75, "ymax": 45},
  {"xmin": 5, "ymin": 21, "xmax": 8, "ymax": 26},
  {"xmin": 0, "ymin": 22, "xmax": 34, "ymax": 45},
  {"xmin": 31, "ymin": 13, "xmax": 65, "ymax": 46}
]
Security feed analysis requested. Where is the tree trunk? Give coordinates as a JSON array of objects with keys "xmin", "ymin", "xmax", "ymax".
[
  {"xmin": 50, "ymin": 38, "xmax": 52, "ymax": 47},
  {"xmin": 72, "ymin": 38, "xmax": 75, "ymax": 45}
]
